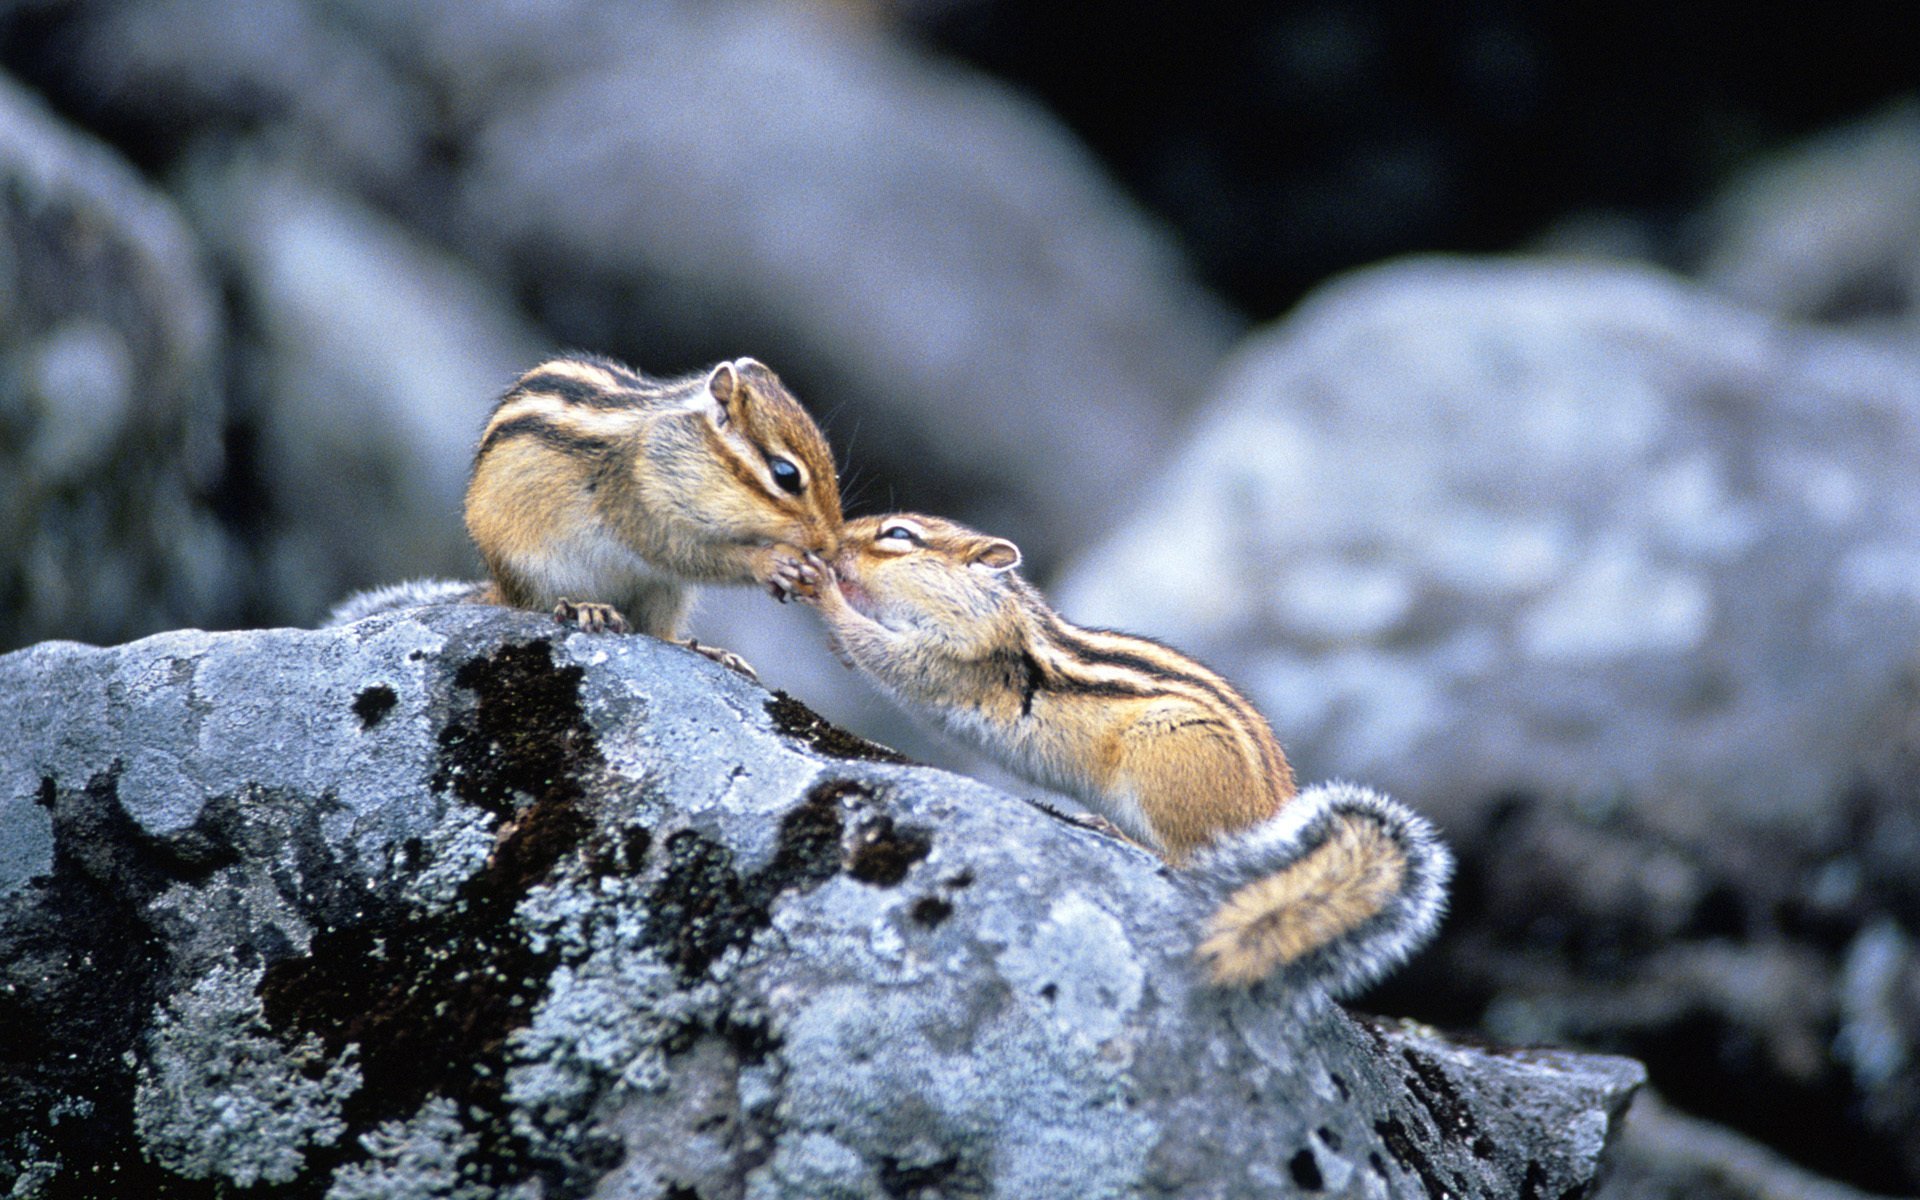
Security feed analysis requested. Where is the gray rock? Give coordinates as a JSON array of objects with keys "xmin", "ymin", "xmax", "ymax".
[
  {"xmin": 178, "ymin": 149, "xmax": 547, "ymax": 621},
  {"xmin": 1696, "ymin": 100, "xmax": 1920, "ymax": 342},
  {"xmin": 0, "ymin": 608, "xmax": 1642, "ymax": 1197},
  {"xmin": 442, "ymin": 0, "xmax": 1236, "ymax": 563},
  {"xmin": 0, "ymin": 71, "xmax": 237, "ymax": 650},
  {"xmin": 1057, "ymin": 256, "xmax": 1920, "ymax": 843}
]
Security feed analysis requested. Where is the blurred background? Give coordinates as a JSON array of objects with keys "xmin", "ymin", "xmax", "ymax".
[{"xmin": 2, "ymin": 0, "xmax": 1919, "ymax": 1194}]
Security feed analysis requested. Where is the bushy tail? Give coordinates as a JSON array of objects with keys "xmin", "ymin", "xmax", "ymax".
[
  {"xmin": 1191, "ymin": 783, "xmax": 1451, "ymax": 996},
  {"xmin": 324, "ymin": 579, "xmax": 485, "ymax": 627}
]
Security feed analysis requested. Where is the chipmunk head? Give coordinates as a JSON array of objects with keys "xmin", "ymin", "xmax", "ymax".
[
  {"xmin": 685, "ymin": 358, "xmax": 843, "ymax": 556},
  {"xmin": 836, "ymin": 513, "xmax": 1025, "ymax": 636}
]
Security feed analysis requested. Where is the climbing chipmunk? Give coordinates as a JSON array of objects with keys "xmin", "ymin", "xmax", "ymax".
[
  {"xmin": 774, "ymin": 515, "xmax": 1450, "ymax": 994},
  {"xmin": 329, "ymin": 355, "xmax": 841, "ymax": 673}
]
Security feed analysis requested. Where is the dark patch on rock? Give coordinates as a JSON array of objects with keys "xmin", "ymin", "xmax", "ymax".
[
  {"xmin": 1375, "ymin": 1115, "xmax": 1455, "ymax": 1200},
  {"xmin": 644, "ymin": 782, "xmax": 855, "ymax": 982},
  {"xmin": 432, "ymin": 639, "xmax": 596, "ymax": 819},
  {"xmin": 1316, "ymin": 1125, "xmax": 1342, "ymax": 1151},
  {"xmin": 910, "ymin": 896, "xmax": 953, "ymax": 927},
  {"xmin": 646, "ymin": 831, "xmax": 767, "ymax": 981},
  {"xmin": 1288, "ymin": 1147, "xmax": 1324, "ymax": 1190},
  {"xmin": 0, "ymin": 769, "xmax": 208, "ymax": 1199},
  {"xmin": 260, "ymin": 638, "xmax": 604, "ymax": 1192},
  {"xmin": 764, "ymin": 691, "xmax": 911, "ymax": 764},
  {"xmin": 763, "ymin": 779, "xmax": 853, "ymax": 896},
  {"xmin": 350, "ymin": 684, "xmax": 396, "ymax": 729},
  {"xmin": 847, "ymin": 815, "xmax": 931, "ymax": 887},
  {"xmin": 717, "ymin": 1014, "xmax": 777, "ymax": 1066},
  {"xmin": 877, "ymin": 1153, "xmax": 966, "ymax": 1198},
  {"xmin": 1400, "ymin": 1045, "xmax": 1479, "ymax": 1145},
  {"xmin": 588, "ymin": 823, "xmax": 653, "ymax": 878}
]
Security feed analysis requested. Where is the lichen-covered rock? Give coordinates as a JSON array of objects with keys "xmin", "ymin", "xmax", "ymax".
[
  {"xmin": 0, "ymin": 607, "xmax": 1642, "ymax": 1197},
  {"xmin": 0, "ymin": 71, "xmax": 237, "ymax": 651}
]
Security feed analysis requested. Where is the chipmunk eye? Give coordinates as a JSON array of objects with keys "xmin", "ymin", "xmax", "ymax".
[
  {"xmin": 879, "ymin": 525, "xmax": 918, "ymax": 542},
  {"xmin": 767, "ymin": 456, "xmax": 804, "ymax": 495}
]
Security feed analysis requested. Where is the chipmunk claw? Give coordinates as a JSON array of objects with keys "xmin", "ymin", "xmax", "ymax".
[
  {"xmin": 767, "ymin": 553, "xmax": 824, "ymax": 603},
  {"xmin": 681, "ymin": 638, "xmax": 760, "ymax": 682},
  {"xmin": 554, "ymin": 598, "xmax": 628, "ymax": 634}
]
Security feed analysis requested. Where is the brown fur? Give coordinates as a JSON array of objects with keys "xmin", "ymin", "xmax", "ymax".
[
  {"xmin": 465, "ymin": 355, "xmax": 842, "ymax": 639},
  {"xmin": 1196, "ymin": 819, "xmax": 1408, "ymax": 986},
  {"xmin": 797, "ymin": 513, "xmax": 1295, "ymax": 862}
]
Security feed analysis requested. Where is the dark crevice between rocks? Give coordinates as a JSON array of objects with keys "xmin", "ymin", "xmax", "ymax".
[
  {"xmin": 0, "ymin": 768, "xmax": 219, "ymax": 1199},
  {"xmin": 764, "ymin": 691, "xmax": 912, "ymax": 764},
  {"xmin": 1631, "ymin": 1010, "xmax": 1913, "ymax": 1193},
  {"xmin": 260, "ymin": 638, "xmax": 604, "ymax": 1197},
  {"xmin": 1374, "ymin": 784, "xmax": 1919, "ymax": 1195}
]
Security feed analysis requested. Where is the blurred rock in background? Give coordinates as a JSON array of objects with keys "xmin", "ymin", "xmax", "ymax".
[
  {"xmin": 0, "ymin": 72, "xmax": 236, "ymax": 649},
  {"xmin": 178, "ymin": 149, "xmax": 543, "ymax": 619},
  {"xmin": 2, "ymin": 0, "xmax": 1919, "ymax": 1193},
  {"xmin": 47, "ymin": 0, "xmax": 1235, "ymax": 573},
  {"xmin": 1695, "ymin": 99, "xmax": 1920, "ymax": 341}
]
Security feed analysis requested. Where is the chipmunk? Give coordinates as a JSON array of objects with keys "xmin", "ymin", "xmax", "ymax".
[
  {"xmin": 327, "ymin": 355, "xmax": 841, "ymax": 671},
  {"xmin": 773, "ymin": 515, "xmax": 1450, "ymax": 994}
]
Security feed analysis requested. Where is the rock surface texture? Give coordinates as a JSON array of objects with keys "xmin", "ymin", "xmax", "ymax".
[{"xmin": 0, "ymin": 606, "xmax": 1641, "ymax": 1198}]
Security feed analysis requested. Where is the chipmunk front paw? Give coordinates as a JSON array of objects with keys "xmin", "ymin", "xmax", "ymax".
[
  {"xmin": 554, "ymin": 599, "xmax": 629, "ymax": 634},
  {"xmin": 680, "ymin": 638, "xmax": 760, "ymax": 682},
  {"xmin": 766, "ymin": 551, "xmax": 826, "ymax": 603}
]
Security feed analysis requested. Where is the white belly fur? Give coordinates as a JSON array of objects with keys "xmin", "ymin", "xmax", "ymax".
[
  {"xmin": 928, "ymin": 701, "xmax": 1164, "ymax": 854},
  {"xmin": 513, "ymin": 524, "xmax": 673, "ymax": 607}
]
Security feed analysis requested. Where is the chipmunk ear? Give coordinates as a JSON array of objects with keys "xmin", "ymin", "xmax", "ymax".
[
  {"xmin": 706, "ymin": 361, "xmax": 743, "ymax": 427},
  {"xmin": 970, "ymin": 538, "xmax": 1022, "ymax": 573}
]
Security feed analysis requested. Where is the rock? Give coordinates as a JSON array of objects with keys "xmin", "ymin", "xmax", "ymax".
[
  {"xmin": 1056, "ymin": 255, "xmax": 1920, "ymax": 1193},
  {"xmin": 177, "ymin": 149, "xmax": 547, "ymax": 622},
  {"xmin": 1695, "ymin": 100, "xmax": 1920, "ymax": 341},
  {"xmin": 1598, "ymin": 1091, "xmax": 1914, "ymax": 1200},
  {"xmin": 0, "ymin": 607, "xmax": 1642, "ymax": 1196},
  {"xmin": 444, "ymin": 0, "xmax": 1237, "ymax": 564},
  {"xmin": 0, "ymin": 71, "xmax": 237, "ymax": 651}
]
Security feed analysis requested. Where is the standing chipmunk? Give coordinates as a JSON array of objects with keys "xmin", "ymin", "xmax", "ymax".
[
  {"xmin": 329, "ymin": 355, "xmax": 841, "ymax": 671},
  {"xmin": 774, "ymin": 515, "xmax": 1450, "ymax": 994}
]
